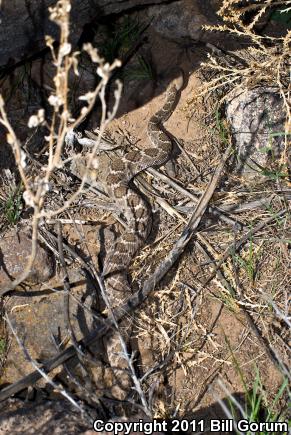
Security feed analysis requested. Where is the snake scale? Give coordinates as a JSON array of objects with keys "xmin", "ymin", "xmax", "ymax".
[{"xmin": 101, "ymin": 72, "xmax": 184, "ymax": 400}]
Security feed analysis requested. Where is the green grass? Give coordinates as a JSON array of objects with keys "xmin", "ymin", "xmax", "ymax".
[
  {"xmin": 253, "ymin": 125, "xmax": 289, "ymax": 180},
  {"xmin": 101, "ymin": 16, "xmax": 142, "ymax": 63},
  {"xmin": 232, "ymin": 229, "xmax": 260, "ymax": 285},
  {"xmin": 98, "ymin": 16, "xmax": 154, "ymax": 82},
  {"xmin": 259, "ymin": 166, "xmax": 288, "ymax": 181},
  {"xmin": 224, "ymin": 337, "xmax": 290, "ymax": 434},
  {"xmin": 0, "ymin": 338, "xmax": 6, "ymax": 357},
  {"xmin": 215, "ymin": 109, "xmax": 230, "ymax": 146},
  {"xmin": 236, "ymin": 371, "xmax": 290, "ymax": 435},
  {"xmin": 244, "ymin": 156, "xmax": 288, "ymax": 181},
  {"xmin": 1, "ymin": 184, "xmax": 23, "ymax": 225},
  {"xmin": 269, "ymin": 131, "xmax": 291, "ymax": 138},
  {"xmin": 265, "ymin": 203, "xmax": 288, "ymax": 228},
  {"xmin": 124, "ymin": 55, "xmax": 154, "ymax": 81}
]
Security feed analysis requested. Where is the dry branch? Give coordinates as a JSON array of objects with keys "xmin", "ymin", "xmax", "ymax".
[
  {"xmin": 0, "ymin": 142, "xmax": 233, "ymax": 402},
  {"xmin": 0, "ymin": 0, "xmax": 122, "ymax": 297},
  {"xmin": 0, "ymin": 205, "xmax": 287, "ymax": 402}
]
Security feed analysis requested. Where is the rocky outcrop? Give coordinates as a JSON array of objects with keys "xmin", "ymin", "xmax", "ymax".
[
  {"xmin": 226, "ymin": 87, "xmax": 286, "ymax": 175},
  {"xmin": 0, "ymin": 228, "xmax": 54, "ymax": 289},
  {"xmin": 0, "ymin": 0, "xmax": 170, "ymax": 67},
  {"xmin": 148, "ymin": 0, "xmax": 220, "ymax": 42}
]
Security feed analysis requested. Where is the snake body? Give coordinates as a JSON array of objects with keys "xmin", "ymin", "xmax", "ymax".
[{"xmin": 102, "ymin": 72, "xmax": 183, "ymax": 399}]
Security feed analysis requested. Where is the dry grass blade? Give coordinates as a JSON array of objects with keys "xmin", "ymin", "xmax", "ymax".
[
  {"xmin": 199, "ymin": 209, "xmax": 288, "ymax": 289},
  {"xmin": 0, "ymin": 0, "xmax": 122, "ymax": 297},
  {"xmin": 57, "ymin": 222, "xmax": 83, "ymax": 358},
  {"xmin": 146, "ymin": 167, "xmax": 238, "ymax": 226},
  {"xmin": 0, "ymin": 142, "xmax": 233, "ymax": 402},
  {"xmin": 4, "ymin": 314, "xmax": 89, "ymax": 418}
]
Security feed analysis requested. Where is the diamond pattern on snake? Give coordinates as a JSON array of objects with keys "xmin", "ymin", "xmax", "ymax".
[
  {"xmin": 101, "ymin": 72, "xmax": 184, "ymax": 401},
  {"xmin": 68, "ymin": 71, "xmax": 184, "ymax": 403}
]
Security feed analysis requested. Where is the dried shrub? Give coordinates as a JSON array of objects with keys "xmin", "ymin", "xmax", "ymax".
[
  {"xmin": 200, "ymin": 0, "xmax": 290, "ymax": 160},
  {"xmin": 0, "ymin": 0, "xmax": 122, "ymax": 293}
]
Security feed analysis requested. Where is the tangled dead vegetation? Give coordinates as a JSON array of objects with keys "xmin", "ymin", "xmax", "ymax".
[
  {"xmin": 0, "ymin": 0, "xmax": 122, "ymax": 295},
  {"xmin": 199, "ymin": 0, "xmax": 290, "ymax": 163},
  {"xmin": 0, "ymin": 0, "xmax": 290, "ymax": 430}
]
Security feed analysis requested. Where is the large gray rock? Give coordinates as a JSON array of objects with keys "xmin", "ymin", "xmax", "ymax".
[
  {"xmin": 0, "ymin": 228, "xmax": 54, "ymax": 289},
  {"xmin": 226, "ymin": 87, "xmax": 286, "ymax": 175},
  {"xmin": 147, "ymin": 0, "xmax": 220, "ymax": 42},
  {"xmin": 0, "ymin": 0, "xmax": 170, "ymax": 67}
]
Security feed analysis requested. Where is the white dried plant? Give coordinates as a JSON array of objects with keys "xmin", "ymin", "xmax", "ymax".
[
  {"xmin": 0, "ymin": 0, "xmax": 122, "ymax": 293},
  {"xmin": 200, "ymin": 0, "xmax": 290, "ymax": 156}
]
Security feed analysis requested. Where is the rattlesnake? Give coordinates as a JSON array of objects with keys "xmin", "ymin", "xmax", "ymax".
[{"xmin": 101, "ymin": 71, "xmax": 184, "ymax": 400}]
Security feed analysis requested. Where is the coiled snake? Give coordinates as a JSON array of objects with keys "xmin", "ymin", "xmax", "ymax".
[{"xmin": 102, "ymin": 72, "xmax": 184, "ymax": 401}]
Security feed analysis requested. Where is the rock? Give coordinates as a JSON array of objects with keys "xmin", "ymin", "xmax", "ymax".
[
  {"xmin": 0, "ymin": 398, "xmax": 91, "ymax": 434},
  {"xmin": 0, "ymin": 0, "xmax": 170, "ymax": 68},
  {"xmin": 225, "ymin": 87, "xmax": 286, "ymax": 175},
  {"xmin": 147, "ymin": 0, "xmax": 220, "ymax": 43},
  {"xmin": 0, "ymin": 228, "xmax": 54, "ymax": 289},
  {"xmin": 2, "ymin": 267, "xmax": 104, "ymax": 387}
]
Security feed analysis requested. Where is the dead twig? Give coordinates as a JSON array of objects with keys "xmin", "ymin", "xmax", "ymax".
[
  {"xmin": 4, "ymin": 313, "xmax": 90, "ymax": 419},
  {"xmin": 0, "ymin": 203, "xmax": 287, "ymax": 402},
  {"xmin": 0, "ymin": 142, "xmax": 232, "ymax": 402},
  {"xmin": 57, "ymin": 222, "xmax": 84, "ymax": 358},
  {"xmin": 146, "ymin": 167, "xmax": 240, "ymax": 227}
]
